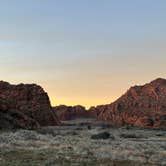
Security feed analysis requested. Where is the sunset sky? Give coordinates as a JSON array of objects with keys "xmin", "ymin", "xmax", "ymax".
[{"xmin": 0, "ymin": 0, "xmax": 166, "ymax": 108}]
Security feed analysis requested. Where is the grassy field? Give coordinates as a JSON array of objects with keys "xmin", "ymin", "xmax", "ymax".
[
  {"xmin": 0, "ymin": 119, "xmax": 165, "ymax": 166},
  {"xmin": 0, "ymin": 149, "xmax": 149, "ymax": 166}
]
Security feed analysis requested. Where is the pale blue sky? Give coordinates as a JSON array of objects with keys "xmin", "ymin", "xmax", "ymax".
[{"xmin": 0, "ymin": 0, "xmax": 166, "ymax": 107}]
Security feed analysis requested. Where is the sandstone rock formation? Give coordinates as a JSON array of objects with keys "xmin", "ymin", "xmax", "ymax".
[
  {"xmin": 89, "ymin": 78, "xmax": 166, "ymax": 129},
  {"xmin": 53, "ymin": 105, "xmax": 94, "ymax": 121},
  {"xmin": 0, "ymin": 81, "xmax": 60, "ymax": 129}
]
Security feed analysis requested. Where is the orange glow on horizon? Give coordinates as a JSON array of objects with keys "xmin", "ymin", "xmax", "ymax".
[
  {"xmin": 49, "ymin": 96, "xmax": 118, "ymax": 109},
  {"xmin": 43, "ymin": 75, "xmax": 166, "ymax": 110}
]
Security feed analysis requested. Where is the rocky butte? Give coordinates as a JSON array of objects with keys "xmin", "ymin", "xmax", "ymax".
[
  {"xmin": 0, "ymin": 81, "xmax": 60, "ymax": 130},
  {"xmin": 89, "ymin": 78, "xmax": 166, "ymax": 129}
]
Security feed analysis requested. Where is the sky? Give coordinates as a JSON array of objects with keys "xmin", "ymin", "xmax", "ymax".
[{"xmin": 0, "ymin": 0, "xmax": 166, "ymax": 108}]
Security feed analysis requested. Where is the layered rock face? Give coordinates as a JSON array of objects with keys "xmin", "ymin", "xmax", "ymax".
[
  {"xmin": 0, "ymin": 81, "xmax": 60, "ymax": 129},
  {"xmin": 53, "ymin": 105, "xmax": 94, "ymax": 121},
  {"xmin": 89, "ymin": 78, "xmax": 166, "ymax": 129}
]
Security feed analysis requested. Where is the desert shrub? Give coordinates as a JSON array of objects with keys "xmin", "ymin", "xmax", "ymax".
[
  {"xmin": 91, "ymin": 132, "xmax": 114, "ymax": 140},
  {"xmin": 120, "ymin": 133, "xmax": 143, "ymax": 139}
]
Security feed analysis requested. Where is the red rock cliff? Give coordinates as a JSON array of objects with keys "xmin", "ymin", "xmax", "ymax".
[
  {"xmin": 89, "ymin": 78, "xmax": 166, "ymax": 129},
  {"xmin": 0, "ymin": 81, "xmax": 60, "ymax": 129}
]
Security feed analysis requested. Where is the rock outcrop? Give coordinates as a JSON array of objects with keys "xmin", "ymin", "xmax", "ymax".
[
  {"xmin": 0, "ymin": 81, "xmax": 60, "ymax": 129},
  {"xmin": 53, "ymin": 105, "xmax": 94, "ymax": 121},
  {"xmin": 89, "ymin": 78, "xmax": 166, "ymax": 129}
]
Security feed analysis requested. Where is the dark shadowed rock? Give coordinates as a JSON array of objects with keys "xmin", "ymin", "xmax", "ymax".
[
  {"xmin": 0, "ymin": 81, "xmax": 60, "ymax": 129},
  {"xmin": 89, "ymin": 78, "xmax": 166, "ymax": 129},
  {"xmin": 0, "ymin": 97, "xmax": 39, "ymax": 130}
]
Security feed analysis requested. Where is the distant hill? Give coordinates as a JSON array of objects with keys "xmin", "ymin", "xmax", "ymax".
[{"xmin": 53, "ymin": 105, "xmax": 95, "ymax": 120}]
